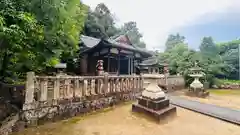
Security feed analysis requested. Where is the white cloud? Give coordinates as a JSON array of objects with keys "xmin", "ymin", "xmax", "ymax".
[{"xmin": 82, "ymin": 0, "xmax": 236, "ymax": 51}]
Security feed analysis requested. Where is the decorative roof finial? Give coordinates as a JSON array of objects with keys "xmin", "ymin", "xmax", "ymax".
[{"xmin": 194, "ymin": 61, "xmax": 198, "ymax": 67}]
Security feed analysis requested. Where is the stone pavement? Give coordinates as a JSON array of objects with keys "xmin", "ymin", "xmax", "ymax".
[{"xmin": 168, "ymin": 96, "xmax": 240, "ymax": 125}]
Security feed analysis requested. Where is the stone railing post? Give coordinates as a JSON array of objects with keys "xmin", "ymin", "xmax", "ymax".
[
  {"xmin": 65, "ymin": 78, "xmax": 71, "ymax": 98},
  {"xmin": 91, "ymin": 79, "xmax": 96, "ymax": 95},
  {"xmin": 73, "ymin": 79, "xmax": 78, "ymax": 97},
  {"xmin": 103, "ymin": 74, "xmax": 109, "ymax": 94},
  {"xmin": 40, "ymin": 78, "xmax": 48, "ymax": 101},
  {"xmin": 53, "ymin": 77, "xmax": 60, "ymax": 100},
  {"xmin": 25, "ymin": 72, "xmax": 35, "ymax": 104},
  {"xmin": 83, "ymin": 79, "xmax": 88, "ymax": 96}
]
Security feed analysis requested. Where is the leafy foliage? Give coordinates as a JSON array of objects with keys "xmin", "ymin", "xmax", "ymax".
[
  {"xmin": 118, "ymin": 21, "xmax": 146, "ymax": 48},
  {"xmin": 160, "ymin": 34, "xmax": 232, "ymax": 87},
  {"xmin": 165, "ymin": 33, "xmax": 185, "ymax": 51},
  {"xmin": 0, "ymin": 0, "xmax": 87, "ymax": 83},
  {"xmin": 83, "ymin": 4, "xmax": 146, "ymax": 48},
  {"xmin": 216, "ymin": 40, "xmax": 240, "ymax": 79},
  {"xmin": 83, "ymin": 3, "xmax": 119, "ymax": 39}
]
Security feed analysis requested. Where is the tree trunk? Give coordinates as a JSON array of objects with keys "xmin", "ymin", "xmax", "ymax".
[{"xmin": 0, "ymin": 51, "xmax": 10, "ymax": 82}]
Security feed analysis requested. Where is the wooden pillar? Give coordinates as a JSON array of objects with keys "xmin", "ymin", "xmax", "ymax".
[
  {"xmin": 132, "ymin": 57, "xmax": 136, "ymax": 74},
  {"xmin": 131, "ymin": 57, "xmax": 134, "ymax": 75},
  {"xmin": 130, "ymin": 57, "xmax": 132, "ymax": 75},
  {"xmin": 107, "ymin": 55, "xmax": 110, "ymax": 72},
  {"xmin": 87, "ymin": 54, "xmax": 90, "ymax": 74},
  {"xmin": 107, "ymin": 48, "xmax": 111, "ymax": 73},
  {"xmin": 118, "ymin": 50, "xmax": 120, "ymax": 75},
  {"xmin": 107, "ymin": 56, "xmax": 110, "ymax": 72},
  {"xmin": 128, "ymin": 56, "xmax": 130, "ymax": 75}
]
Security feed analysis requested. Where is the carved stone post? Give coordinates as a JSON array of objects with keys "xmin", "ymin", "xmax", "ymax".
[
  {"xmin": 91, "ymin": 79, "xmax": 96, "ymax": 95},
  {"xmin": 103, "ymin": 73, "xmax": 109, "ymax": 94},
  {"xmin": 73, "ymin": 79, "xmax": 79, "ymax": 97},
  {"xmin": 83, "ymin": 79, "xmax": 88, "ymax": 96},
  {"xmin": 23, "ymin": 72, "xmax": 37, "ymax": 126},
  {"xmin": 40, "ymin": 78, "xmax": 48, "ymax": 101},
  {"xmin": 163, "ymin": 64, "xmax": 169, "ymax": 91},
  {"xmin": 25, "ymin": 72, "xmax": 35, "ymax": 104},
  {"xmin": 53, "ymin": 77, "xmax": 60, "ymax": 100},
  {"xmin": 65, "ymin": 79, "xmax": 71, "ymax": 98}
]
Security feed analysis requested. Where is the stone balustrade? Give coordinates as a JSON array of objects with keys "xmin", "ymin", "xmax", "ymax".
[
  {"xmin": 22, "ymin": 72, "xmax": 144, "ymax": 126},
  {"xmin": 155, "ymin": 74, "xmax": 185, "ymax": 92},
  {"xmin": 167, "ymin": 75, "xmax": 185, "ymax": 91},
  {"xmin": 20, "ymin": 72, "xmax": 184, "ymax": 126}
]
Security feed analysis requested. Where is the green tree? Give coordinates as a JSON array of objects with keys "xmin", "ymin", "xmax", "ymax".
[
  {"xmin": 159, "ymin": 34, "xmax": 231, "ymax": 87},
  {"xmin": 165, "ymin": 33, "xmax": 185, "ymax": 51},
  {"xmin": 118, "ymin": 21, "xmax": 146, "ymax": 48},
  {"xmin": 216, "ymin": 39, "xmax": 240, "ymax": 79},
  {"xmin": 159, "ymin": 43, "xmax": 200, "ymax": 86},
  {"xmin": 199, "ymin": 37, "xmax": 218, "ymax": 56},
  {"xmin": 0, "ymin": 0, "xmax": 45, "ymax": 83},
  {"xmin": 84, "ymin": 3, "xmax": 119, "ymax": 39},
  {"xmin": 29, "ymin": 0, "xmax": 87, "ymax": 61},
  {"xmin": 199, "ymin": 37, "xmax": 229, "ymax": 86},
  {"xmin": 0, "ymin": 0, "xmax": 87, "ymax": 83}
]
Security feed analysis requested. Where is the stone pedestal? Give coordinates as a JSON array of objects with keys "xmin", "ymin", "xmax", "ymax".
[{"xmin": 132, "ymin": 74, "xmax": 176, "ymax": 121}]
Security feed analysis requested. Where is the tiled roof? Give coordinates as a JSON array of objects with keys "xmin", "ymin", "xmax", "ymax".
[
  {"xmin": 80, "ymin": 35, "xmax": 101, "ymax": 48},
  {"xmin": 139, "ymin": 56, "xmax": 166, "ymax": 66},
  {"xmin": 139, "ymin": 57, "xmax": 159, "ymax": 66},
  {"xmin": 80, "ymin": 35, "xmax": 152, "ymax": 56}
]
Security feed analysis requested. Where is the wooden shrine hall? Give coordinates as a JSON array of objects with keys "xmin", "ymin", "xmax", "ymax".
[
  {"xmin": 139, "ymin": 56, "xmax": 167, "ymax": 74},
  {"xmin": 78, "ymin": 35, "xmax": 152, "ymax": 76}
]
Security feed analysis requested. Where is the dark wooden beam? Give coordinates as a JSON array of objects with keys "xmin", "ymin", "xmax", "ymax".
[
  {"xmin": 118, "ymin": 49, "xmax": 120, "ymax": 75},
  {"xmin": 107, "ymin": 48, "xmax": 110, "ymax": 72}
]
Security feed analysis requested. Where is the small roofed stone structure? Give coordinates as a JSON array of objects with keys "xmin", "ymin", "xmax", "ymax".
[
  {"xmin": 186, "ymin": 62, "xmax": 209, "ymax": 98},
  {"xmin": 54, "ymin": 63, "xmax": 67, "ymax": 76},
  {"xmin": 139, "ymin": 56, "xmax": 163, "ymax": 74},
  {"xmin": 139, "ymin": 56, "xmax": 169, "ymax": 91},
  {"xmin": 132, "ymin": 60, "xmax": 176, "ymax": 122}
]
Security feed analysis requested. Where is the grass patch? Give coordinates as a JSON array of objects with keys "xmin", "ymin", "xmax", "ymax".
[
  {"xmin": 208, "ymin": 89, "xmax": 240, "ymax": 95},
  {"xmin": 217, "ymin": 79, "xmax": 240, "ymax": 85}
]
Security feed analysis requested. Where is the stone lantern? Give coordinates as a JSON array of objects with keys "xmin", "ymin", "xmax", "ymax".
[
  {"xmin": 54, "ymin": 63, "xmax": 67, "ymax": 76},
  {"xmin": 132, "ymin": 57, "xmax": 176, "ymax": 122},
  {"xmin": 186, "ymin": 62, "xmax": 209, "ymax": 97}
]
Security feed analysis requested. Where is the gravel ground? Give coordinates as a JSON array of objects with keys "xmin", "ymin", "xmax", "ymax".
[{"xmin": 13, "ymin": 104, "xmax": 240, "ymax": 135}]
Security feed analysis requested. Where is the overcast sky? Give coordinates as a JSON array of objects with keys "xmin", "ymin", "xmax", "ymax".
[{"xmin": 82, "ymin": 0, "xmax": 239, "ymax": 51}]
